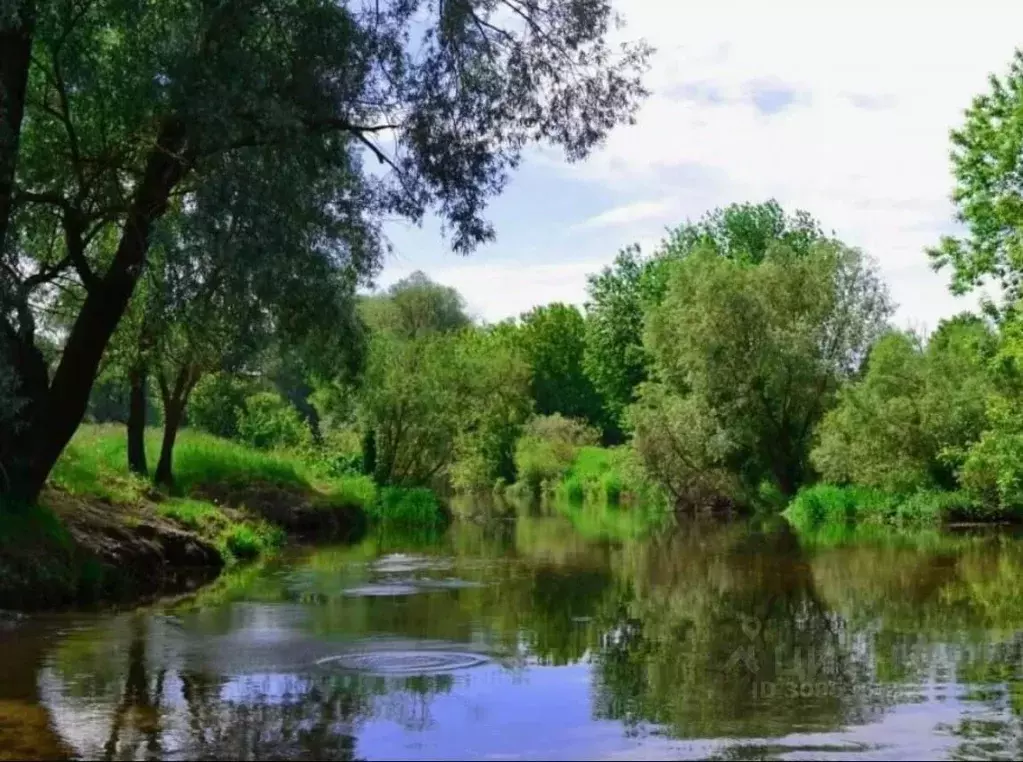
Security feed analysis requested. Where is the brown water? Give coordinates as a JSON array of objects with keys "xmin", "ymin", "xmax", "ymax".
[{"xmin": 5, "ymin": 513, "xmax": 1023, "ymax": 760}]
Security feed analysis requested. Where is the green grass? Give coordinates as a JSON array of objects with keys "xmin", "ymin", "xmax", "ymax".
[
  {"xmin": 368, "ymin": 486, "xmax": 446, "ymax": 528},
  {"xmin": 556, "ymin": 445, "xmax": 665, "ymax": 510},
  {"xmin": 784, "ymin": 483, "xmax": 1017, "ymax": 533},
  {"xmin": 55, "ymin": 424, "xmax": 377, "ymax": 510},
  {"xmin": 154, "ymin": 497, "xmax": 282, "ymax": 562},
  {"xmin": 50, "ymin": 425, "xmax": 149, "ymax": 502},
  {"xmin": 47, "ymin": 423, "xmax": 382, "ymax": 569},
  {"xmin": 220, "ymin": 522, "xmax": 285, "ymax": 561}
]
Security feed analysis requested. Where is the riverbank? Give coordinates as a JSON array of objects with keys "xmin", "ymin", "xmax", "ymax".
[
  {"xmin": 0, "ymin": 425, "xmax": 381, "ymax": 611},
  {"xmin": 783, "ymin": 483, "xmax": 1023, "ymax": 534}
]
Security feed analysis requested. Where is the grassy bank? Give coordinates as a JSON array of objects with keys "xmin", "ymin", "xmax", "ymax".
[
  {"xmin": 506, "ymin": 441, "xmax": 666, "ymax": 509},
  {"xmin": 783, "ymin": 483, "xmax": 1021, "ymax": 535},
  {"xmin": 496, "ymin": 442, "xmax": 669, "ymax": 539},
  {"xmin": 0, "ymin": 424, "xmax": 445, "ymax": 610}
]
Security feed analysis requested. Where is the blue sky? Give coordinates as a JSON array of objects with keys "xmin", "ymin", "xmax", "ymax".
[{"xmin": 376, "ymin": 0, "xmax": 1023, "ymax": 331}]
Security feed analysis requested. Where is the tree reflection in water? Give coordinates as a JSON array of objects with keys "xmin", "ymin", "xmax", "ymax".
[{"xmin": 25, "ymin": 514, "xmax": 1023, "ymax": 760}]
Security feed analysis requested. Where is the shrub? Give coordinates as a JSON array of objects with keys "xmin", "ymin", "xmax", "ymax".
[
  {"xmin": 237, "ymin": 392, "xmax": 313, "ymax": 451},
  {"xmin": 189, "ymin": 373, "xmax": 252, "ymax": 439},
  {"xmin": 627, "ymin": 384, "xmax": 739, "ymax": 509},
  {"xmin": 522, "ymin": 413, "xmax": 600, "ymax": 448},
  {"xmin": 220, "ymin": 521, "xmax": 285, "ymax": 562},
  {"xmin": 783, "ymin": 484, "xmax": 893, "ymax": 531},
  {"xmin": 369, "ymin": 487, "xmax": 446, "ymax": 527},
  {"xmin": 601, "ymin": 470, "xmax": 623, "ymax": 505},
  {"xmin": 512, "ymin": 414, "xmax": 601, "ymax": 497}
]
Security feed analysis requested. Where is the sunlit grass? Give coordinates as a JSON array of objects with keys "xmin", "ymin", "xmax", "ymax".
[
  {"xmin": 368, "ymin": 486, "xmax": 446, "ymax": 528},
  {"xmin": 55, "ymin": 424, "xmax": 377, "ymax": 510},
  {"xmin": 785, "ymin": 483, "xmax": 1015, "ymax": 534}
]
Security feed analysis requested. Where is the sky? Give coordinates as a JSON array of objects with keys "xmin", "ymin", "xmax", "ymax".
[{"xmin": 375, "ymin": 1, "xmax": 1023, "ymax": 331}]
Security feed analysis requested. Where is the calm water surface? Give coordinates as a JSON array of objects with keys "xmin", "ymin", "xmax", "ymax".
[{"xmin": 4, "ymin": 511, "xmax": 1023, "ymax": 760}]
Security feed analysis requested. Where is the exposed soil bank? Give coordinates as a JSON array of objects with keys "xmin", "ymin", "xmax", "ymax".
[
  {"xmin": 0, "ymin": 483, "xmax": 365, "ymax": 612},
  {"xmin": 0, "ymin": 489, "xmax": 222, "ymax": 611},
  {"xmin": 194, "ymin": 479, "xmax": 367, "ymax": 540}
]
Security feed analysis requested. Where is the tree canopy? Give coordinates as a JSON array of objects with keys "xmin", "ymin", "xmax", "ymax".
[
  {"xmin": 929, "ymin": 50, "xmax": 1023, "ymax": 306},
  {"xmin": 0, "ymin": 0, "xmax": 650, "ymax": 502}
]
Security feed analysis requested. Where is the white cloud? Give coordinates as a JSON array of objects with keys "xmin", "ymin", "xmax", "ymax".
[
  {"xmin": 377, "ymin": 258, "xmax": 617, "ymax": 324},
  {"xmin": 574, "ymin": 199, "xmax": 675, "ymax": 230},
  {"xmin": 380, "ymin": 0, "xmax": 1020, "ymax": 330},
  {"xmin": 544, "ymin": 0, "xmax": 1023, "ymax": 327}
]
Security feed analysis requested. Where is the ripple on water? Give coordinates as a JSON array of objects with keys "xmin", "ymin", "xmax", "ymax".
[
  {"xmin": 315, "ymin": 649, "xmax": 490, "ymax": 675},
  {"xmin": 342, "ymin": 584, "xmax": 422, "ymax": 597},
  {"xmin": 370, "ymin": 554, "xmax": 453, "ymax": 575}
]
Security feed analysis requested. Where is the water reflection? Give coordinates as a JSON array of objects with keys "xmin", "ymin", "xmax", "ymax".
[{"xmin": 12, "ymin": 514, "xmax": 1023, "ymax": 759}]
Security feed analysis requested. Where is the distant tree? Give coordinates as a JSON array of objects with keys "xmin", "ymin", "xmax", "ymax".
[
  {"xmin": 627, "ymin": 382, "xmax": 739, "ymax": 510},
  {"xmin": 516, "ymin": 303, "xmax": 605, "ymax": 431},
  {"xmin": 582, "ymin": 245, "xmax": 655, "ymax": 437},
  {"xmin": 813, "ymin": 316, "xmax": 996, "ymax": 494},
  {"xmin": 958, "ymin": 309, "xmax": 1023, "ymax": 507},
  {"xmin": 362, "ymin": 324, "xmax": 531, "ymax": 491},
  {"xmin": 644, "ymin": 242, "xmax": 892, "ymax": 497},
  {"xmin": 584, "ymin": 202, "xmax": 829, "ymax": 435},
  {"xmin": 450, "ymin": 326, "xmax": 532, "ymax": 492},
  {"xmin": 361, "ymin": 272, "xmax": 471, "ymax": 340},
  {"xmin": 660, "ymin": 199, "xmax": 826, "ymax": 265}
]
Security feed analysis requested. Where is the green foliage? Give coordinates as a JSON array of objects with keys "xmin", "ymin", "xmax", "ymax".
[
  {"xmin": 583, "ymin": 245, "xmax": 658, "ymax": 433},
  {"xmin": 814, "ymin": 316, "xmax": 996, "ymax": 495},
  {"xmin": 626, "ymin": 382, "xmax": 740, "ymax": 508},
  {"xmin": 237, "ymin": 392, "xmax": 313, "ymax": 452},
  {"xmin": 363, "ymin": 322, "xmax": 531, "ymax": 491},
  {"xmin": 785, "ymin": 484, "xmax": 997, "ymax": 532},
  {"xmin": 582, "ymin": 202, "xmax": 828, "ymax": 437},
  {"xmin": 644, "ymin": 242, "xmax": 892, "ymax": 498},
  {"xmin": 512, "ymin": 414, "xmax": 600, "ymax": 497},
  {"xmin": 361, "ymin": 333, "xmax": 468, "ymax": 487},
  {"xmin": 516, "ymin": 303, "xmax": 606, "ymax": 431},
  {"xmin": 929, "ymin": 50, "xmax": 1023, "ymax": 304},
  {"xmin": 660, "ymin": 199, "xmax": 826, "ymax": 265},
  {"xmin": 785, "ymin": 484, "xmax": 897, "ymax": 531},
  {"xmin": 220, "ymin": 522, "xmax": 285, "ymax": 563},
  {"xmin": 449, "ymin": 325, "xmax": 532, "ymax": 493},
  {"xmin": 362, "ymin": 272, "xmax": 471, "ymax": 340},
  {"xmin": 189, "ymin": 373, "xmax": 252, "ymax": 439},
  {"xmin": 959, "ymin": 311, "xmax": 1023, "ymax": 509},
  {"xmin": 369, "ymin": 487, "xmax": 445, "ymax": 528},
  {"xmin": 557, "ymin": 445, "xmax": 663, "ymax": 509},
  {"xmin": 811, "ymin": 332, "xmax": 933, "ymax": 493}
]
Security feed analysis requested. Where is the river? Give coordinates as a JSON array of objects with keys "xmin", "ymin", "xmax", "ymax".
[{"xmin": 3, "ymin": 510, "xmax": 1023, "ymax": 760}]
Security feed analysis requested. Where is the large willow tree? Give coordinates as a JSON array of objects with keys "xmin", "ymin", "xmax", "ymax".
[{"xmin": 0, "ymin": 0, "xmax": 649, "ymax": 502}]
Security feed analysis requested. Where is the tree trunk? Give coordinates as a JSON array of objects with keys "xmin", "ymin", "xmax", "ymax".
[
  {"xmin": 127, "ymin": 366, "xmax": 149, "ymax": 475},
  {"xmin": 0, "ymin": 3, "xmax": 35, "ymax": 256},
  {"xmin": 155, "ymin": 396, "xmax": 183, "ymax": 490},
  {"xmin": 8, "ymin": 117, "xmax": 192, "ymax": 504},
  {"xmin": 155, "ymin": 363, "xmax": 201, "ymax": 490}
]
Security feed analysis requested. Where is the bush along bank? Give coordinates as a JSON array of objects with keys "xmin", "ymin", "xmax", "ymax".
[
  {"xmin": 499, "ymin": 416, "xmax": 669, "ymax": 531},
  {"xmin": 0, "ymin": 425, "xmax": 447, "ymax": 611},
  {"xmin": 783, "ymin": 483, "xmax": 1021, "ymax": 535}
]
